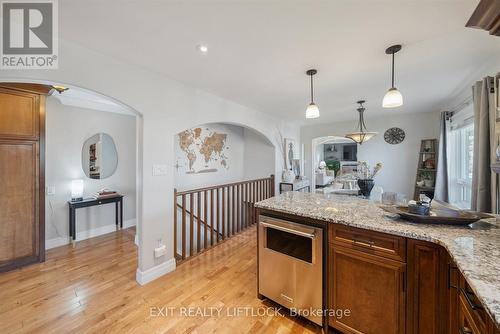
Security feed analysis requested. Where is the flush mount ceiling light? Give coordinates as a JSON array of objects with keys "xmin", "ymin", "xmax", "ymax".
[
  {"xmin": 345, "ymin": 100, "xmax": 377, "ymax": 144},
  {"xmin": 382, "ymin": 44, "xmax": 403, "ymax": 108},
  {"xmin": 305, "ymin": 69, "xmax": 320, "ymax": 119},
  {"xmin": 197, "ymin": 44, "xmax": 208, "ymax": 54}
]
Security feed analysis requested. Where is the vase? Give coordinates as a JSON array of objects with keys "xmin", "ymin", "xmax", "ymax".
[
  {"xmin": 282, "ymin": 169, "xmax": 295, "ymax": 183},
  {"xmin": 357, "ymin": 179, "xmax": 375, "ymax": 198}
]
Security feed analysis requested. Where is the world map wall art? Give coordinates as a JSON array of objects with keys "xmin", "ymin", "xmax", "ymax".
[{"xmin": 177, "ymin": 127, "xmax": 229, "ymax": 174}]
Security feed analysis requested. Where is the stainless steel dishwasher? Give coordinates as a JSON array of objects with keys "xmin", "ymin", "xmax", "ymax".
[{"xmin": 258, "ymin": 215, "xmax": 323, "ymax": 325}]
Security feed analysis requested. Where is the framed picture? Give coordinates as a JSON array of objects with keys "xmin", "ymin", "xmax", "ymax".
[{"xmin": 284, "ymin": 138, "xmax": 298, "ymax": 170}]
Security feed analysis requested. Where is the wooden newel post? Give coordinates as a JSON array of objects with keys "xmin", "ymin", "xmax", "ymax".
[
  {"xmin": 173, "ymin": 188, "xmax": 177, "ymax": 261},
  {"xmin": 270, "ymin": 174, "xmax": 275, "ymax": 197}
]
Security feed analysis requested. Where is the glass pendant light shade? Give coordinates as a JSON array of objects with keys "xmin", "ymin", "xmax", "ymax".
[
  {"xmin": 382, "ymin": 87, "xmax": 403, "ymax": 108},
  {"xmin": 383, "ymin": 44, "xmax": 403, "ymax": 109},
  {"xmin": 306, "ymin": 102, "xmax": 320, "ymax": 119},
  {"xmin": 345, "ymin": 131, "xmax": 377, "ymax": 144}
]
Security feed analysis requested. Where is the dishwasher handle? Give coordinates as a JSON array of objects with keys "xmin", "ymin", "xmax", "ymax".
[{"xmin": 260, "ymin": 220, "xmax": 316, "ymax": 239}]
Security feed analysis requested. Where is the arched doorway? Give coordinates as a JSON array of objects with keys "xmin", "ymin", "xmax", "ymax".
[
  {"xmin": 0, "ymin": 79, "xmax": 144, "ymax": 273},
  {"xmin": 311, "ymin": 135, "xmax": 357, "ymax": 190}
]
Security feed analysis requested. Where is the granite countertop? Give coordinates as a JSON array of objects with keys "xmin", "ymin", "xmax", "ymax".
[{"xmin": 255, "ymin": 192, "xmax": 500, "ymax": 328}]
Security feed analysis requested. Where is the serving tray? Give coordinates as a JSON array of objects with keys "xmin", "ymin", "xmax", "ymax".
[{"xmin": 381, "ymin": 205, "xmax": 494, "ymax": 226}]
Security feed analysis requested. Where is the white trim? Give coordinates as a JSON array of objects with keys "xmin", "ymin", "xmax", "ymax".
[
  {"xmin": 45, "ymin": 236, "xmax": 69, "ymax": 249},
  {"xmin": 136, "ymin": 258, "xmax": 176, "ymax": 285},
  {"xmin": 45, "ymin": 218, "xmax": 137, "ymax": 250}
]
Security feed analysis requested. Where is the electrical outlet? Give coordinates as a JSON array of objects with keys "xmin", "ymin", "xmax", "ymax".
[
  {"xmin": 46, "ymin": 186, "xmax": 56, "ymax": 196},
  {"xmin": 154, "ymin": 245, "xmax": 167, "ymax": 258}
]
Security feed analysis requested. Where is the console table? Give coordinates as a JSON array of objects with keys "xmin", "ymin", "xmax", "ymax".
[
  {"xmin": 68, "ymin": 195, "xmax": 123, "ymax": 243},
  {"xmin": 279, "ymin": 179, "xmax": 310, "ymax": 193}
]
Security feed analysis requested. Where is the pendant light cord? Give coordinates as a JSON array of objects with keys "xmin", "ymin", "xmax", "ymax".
[
  {"xmin": 310, "ymin": 74, "xmax": 314, "ymax": 103},
  {"xmin": 391, "ymin": 50, "xmax": 395, "ymax": 88},
  {"xmin": 357, "ymin": 102, "xmax": 367, "ymax": 133}
]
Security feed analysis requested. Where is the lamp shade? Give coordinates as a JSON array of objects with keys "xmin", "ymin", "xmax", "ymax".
[
  {"xmin": 306, "ymin": 103, "xmax": 320, "ymax": 119},
  {"xmin": 345, "ymin": 131, "xmax": 377, "ymax": 145},
  {"xmin": 71, "ymin": 179, "xmax": 84, "ymax": 201},
  {"xmin": 382, "ymin": 87, "xmax": 403, "ymax": 108}
]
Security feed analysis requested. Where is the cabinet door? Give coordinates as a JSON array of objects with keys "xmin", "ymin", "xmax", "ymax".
[
  {"xmin": 329, "ymin": 244, "xmax": 406, "ymax": 334},
  {"xmin": 0, "ymin": 141, "xmax": 40, "ymax": 269},
  {"xmin": 448, "ymin": 259, "xmax": 460, "ymax": 334},
  {"xmin": 407, "ymin": 240, "xmax": 448, "ymax": 334},
  {"xmin": 0, "ymin": 88, "xmax": 39, "ymax": 140}
]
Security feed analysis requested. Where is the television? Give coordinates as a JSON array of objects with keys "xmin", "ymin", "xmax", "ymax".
[{"xmin": 324, "ymin": 143, "xmax": 357, "ymax": 162}]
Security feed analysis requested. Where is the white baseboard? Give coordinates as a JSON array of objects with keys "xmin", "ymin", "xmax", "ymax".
[
  {"xmin": 136, "ymin": 258, "xmax": 176, "ymax": 285},
  {"xmin": 45, "ymin": 218, "xmax": 137, "ymax": 250},
  {"xmin": 45, "ymin": 236, "xmax": 69, "ymax": 249}
]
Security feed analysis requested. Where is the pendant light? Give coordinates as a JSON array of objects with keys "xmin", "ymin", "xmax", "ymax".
[
  {"xmin": 345, "ymin": 100, "xmax": 377, "ymax": 144},
  {"xmin": 382, "ymin": 44, "xmax": 403, "ymax": 108},
  {"xmin": 305, "ymin": 69, "xmax": 320, "ymax": 119}
]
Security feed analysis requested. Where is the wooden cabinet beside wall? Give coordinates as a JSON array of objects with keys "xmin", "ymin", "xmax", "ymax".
[
  {"xmin": 0, "ymin": 83, "xmax": 51, "ymax": 272},
  {"xmin": 328, "ymin": 224, "xmax": 500, "ymax": 334},
  {"xmin": 329, "ymin": 225, "xmax": 406, "ymax": 334}
]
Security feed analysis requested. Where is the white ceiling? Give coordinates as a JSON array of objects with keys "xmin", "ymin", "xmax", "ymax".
[{"xmin": 59, "ymin": 0, "xmax": 500, "ymax": 124}]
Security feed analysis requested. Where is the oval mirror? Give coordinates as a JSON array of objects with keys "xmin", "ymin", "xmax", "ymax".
[{"xmin": 82, "ymin": 133, "xmax": 118, "ymax": 179}]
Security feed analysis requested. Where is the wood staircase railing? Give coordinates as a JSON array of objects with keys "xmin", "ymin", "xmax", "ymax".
[{"xmin": 174, "ymin": 175, "xmax": 274, "ymax": 263}]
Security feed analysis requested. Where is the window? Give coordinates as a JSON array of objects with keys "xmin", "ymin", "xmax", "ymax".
[{"xmin": 447, "ymin": 111, "xmax": 474, "ymax": 209}]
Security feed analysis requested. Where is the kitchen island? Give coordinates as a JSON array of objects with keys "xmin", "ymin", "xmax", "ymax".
[{"xmin": 255, "ymin": 192, "xmax": 500, "ymax": 334}]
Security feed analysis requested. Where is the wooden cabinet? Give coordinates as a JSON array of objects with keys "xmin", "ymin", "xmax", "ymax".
[
  {"xmin": 329, "ymin": 243, "xmax": 406, "ymax": 334},
  {"xmin": 0, "ymin": 83, "xmax": 50, "ymax": 272},
  {"xmin": 327, "ymin": 226, "xmax": 500, "ymax": 334},
  {"xmin": 448, "ymin": 260, "xmax": 460, "ymax": 334},
  {"xmin": 407, "ymin": 239, "xmax": 449, "ymax": 334}
]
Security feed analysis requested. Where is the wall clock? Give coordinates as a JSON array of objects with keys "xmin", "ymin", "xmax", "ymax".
[{"xmin": 384, "ymin": 127, "xmax": 405, "ymax": 144}]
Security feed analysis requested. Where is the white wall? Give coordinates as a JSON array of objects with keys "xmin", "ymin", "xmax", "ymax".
[
  {"xmin": 0, "ymin": 39, "xmax": 300, "ymax": 281},
  {"xmin": 302, "ymin": 111, "xmax": 441, "ymax": 199},
  {"xmin": 242, "ymin": 128, "xmax": 275, "ymax": 180},
  {"xmin": 45, "ymin": 97, "xmax": 137, "ymax": 247},
  {"xmin": 174, "ymin": 123, "xmax": 275, "ymax": 191}
]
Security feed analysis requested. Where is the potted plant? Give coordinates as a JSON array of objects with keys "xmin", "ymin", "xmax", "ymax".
[
  {"xmin": 357, "ymin": 161, "xmax": 383, "ymax": 198},
  {"xmin": 326, "ymin": 160, "xmax": 341, "ymax": 177},
  {"xmin": 420, "ymin": 171, "xmax": 434, "ymax": 188}
]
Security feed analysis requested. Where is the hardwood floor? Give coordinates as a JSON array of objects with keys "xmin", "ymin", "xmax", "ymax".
[{"xmin": 0, "ymin": 227, "xmax": 321, "ymax": 334}]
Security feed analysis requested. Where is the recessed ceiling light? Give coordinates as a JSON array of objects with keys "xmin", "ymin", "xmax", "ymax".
[{"xmin": 197, "ymin": 44, "xmax": 208, "ymax": 54}]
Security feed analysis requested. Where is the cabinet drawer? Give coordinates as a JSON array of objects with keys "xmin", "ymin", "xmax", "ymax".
[{"xmin": 330, "ymin": 224, "xmax": 406, "ymax": 262}]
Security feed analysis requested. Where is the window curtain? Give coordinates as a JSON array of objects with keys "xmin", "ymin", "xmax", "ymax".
[
  {"xmin": 434, "ymin": 111, "xmax": 450, "ymax": 202},
  {"xmin": 471, "ymin": 77, "xmax": 497, "ymax": 212}
]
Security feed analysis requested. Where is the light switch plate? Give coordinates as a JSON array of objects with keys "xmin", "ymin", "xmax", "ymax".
[
  {"xmin": 152, "ymin": 164, "xmax": 168, "ymax": 176},
  {"xmin": 46, "ymin": 186, "xmax": 56, "ymax": 195}
]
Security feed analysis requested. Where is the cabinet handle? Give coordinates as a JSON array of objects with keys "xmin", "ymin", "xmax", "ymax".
[
  {"xmin": 459, "ymin": 326, "xmax": 473, "ymax": 334},
  {"xmin": 352, "ymin": 239, "xmax": 375, "ymax": 248},
  {"xmin": 460, "ymin": 287, "xmax": 484, "ymax": 310}
]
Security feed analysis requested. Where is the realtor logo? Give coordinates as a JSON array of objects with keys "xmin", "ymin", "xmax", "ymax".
[{"xmin": 1, "ymin": 0, "xmax": 58, "ymax": 69}]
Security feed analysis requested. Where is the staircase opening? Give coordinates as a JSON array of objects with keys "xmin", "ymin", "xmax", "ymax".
[{"xmin": 173, "ymin": 123, "xmax": 275, "ymax": 263}]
